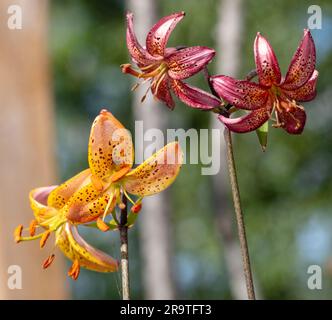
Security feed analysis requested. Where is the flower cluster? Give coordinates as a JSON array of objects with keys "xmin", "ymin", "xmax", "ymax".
[
  {"xmin": 123, "ymin": 12, "xmax": 318, "ymax": 137},
  {"xmin": 15, "ymin": 109, "xmax": 183, "ymax": 280},
  {"xmin": 16, "ymin": 10, "xmax": 319, "ymax": 281}
]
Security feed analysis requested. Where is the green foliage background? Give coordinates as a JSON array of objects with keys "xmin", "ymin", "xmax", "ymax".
[{"xmin": 50, "ymin": 0, "xmax": 332, "ymax": 299}]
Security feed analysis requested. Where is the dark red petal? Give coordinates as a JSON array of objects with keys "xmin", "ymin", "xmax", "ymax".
[
  {"xmin": 210, "ymin": 75, "xmax": 269, "ymax": 110},
  {"xmin": 126, "ymin": 12, "xmax": 158, "ymax": 66},
  {"xmin": 278, "ymin": 106, "xmax": 306, "ymax": 134},
  {"xmin": 254, "ymin": 33, "xmax": 281, "ymax": 87},
  {"xmin": 146, "ymin": 12, "xmax": 185, "ymax": 57},
  {"xmin": 281, "ymin": 29, "xmax": 316, "ymax": 90},
  {"xmin": 218, "ymin": 108, "xmax": 271, "ymax": 133},
  {"xmin": 282, "ymin": 70, "xmax": 318, "ymax": 102},
  {"xmin": 166, "ymin": 47, "xmax": 215, "ymax": 80},
  {"xmin": 151, "ymin": 76, "xmax": 175, "ymax": 110},
  {"xmin": 171, "ymin": 79, "xmax": 221, "ymax": 109}
]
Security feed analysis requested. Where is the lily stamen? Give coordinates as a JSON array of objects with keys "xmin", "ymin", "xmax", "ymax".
[
  {"xmin": 68, "ymin": 260, "xmax": 80, "ymax": 280},
  {"xmin": 29, "ymin": 219, "xmax": 38, "ymax": 237},
  {"xmin": 42, "ymin": 254, "xmax": 56, "ymax": 269},
  {"xmin": 40, "ymin": 230, "xmax": 51, "ymax": 248},
  {"xmin": 14, "ymin": 224, "xmax": 23, "ymax": 243},
  {"xmin": 96, "ymin": 218, "xmax": 110, "ymax": 232}
]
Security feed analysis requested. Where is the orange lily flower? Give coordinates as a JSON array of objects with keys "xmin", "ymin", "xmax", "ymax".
[{"xmin": 14, "ymin": 109, "xmax": 183, "ymax": 279}]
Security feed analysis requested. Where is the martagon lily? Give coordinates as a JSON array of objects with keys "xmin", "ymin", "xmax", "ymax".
[
  {"xmin": 121, "ymin": 11, "xmax": 220, "ymax": 110},
  {"xmin": 210, "ymin": 29, "xmax": 318, "ymax": 134},
  {"xmin": 14, "ymin": 109, "xmax": 183, "ymax": 280}
]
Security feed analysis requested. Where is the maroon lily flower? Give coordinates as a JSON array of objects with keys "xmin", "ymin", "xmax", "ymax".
[
  {"xmin": 121, "ymin": 11, "xmax": 220, "ymax": 110},
  {"xmin": 210, "ymin": 29, "xmax": 318, "ymax": 134}
]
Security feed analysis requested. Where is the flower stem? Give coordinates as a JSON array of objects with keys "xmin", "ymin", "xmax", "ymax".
[
  {"xmin": 204, "ymin": 66, "xmax": 256, "ymax": 299},
  {"xmin": 224, "ymin": 128, "xmax": 256, "ymax": 300},
  {"xmin": 119, "ymin": 195, "xmax": 130, "ymax": 300}
]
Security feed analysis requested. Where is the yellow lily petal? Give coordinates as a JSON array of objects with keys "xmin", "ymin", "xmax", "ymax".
[
  {"xmin": 88, "ymin": 109, "xmax": 134, "ymax": 182},
  {"xmin": 56, "ymin": 223, "xmax": 118, "ymax": 273},
  {"xmin": 122, "ymin": 141, "xmax": 183, "ymax": 196},
  {"xmin": 47, "ymin": 169, "xmax": 91, "ymax": 209},
  {"xmin": 29, "ymin": 186, "xmax": 58, "ymax": 225},
  {"xmin": 63, "ymin": 183, "xmax": 115, "ymax": 224}
]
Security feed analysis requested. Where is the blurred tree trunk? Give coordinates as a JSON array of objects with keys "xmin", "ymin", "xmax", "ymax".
[
  {"xmin": 211, "ymin": 0, "xmax": 249, "ymax": 300},
  {"xmin": 0, "ymin": 0, "xmax": 67, "ymax": 299},
  {"xmin": 126, "ymin": 0, "xmax": 176, "ymax": 299}
]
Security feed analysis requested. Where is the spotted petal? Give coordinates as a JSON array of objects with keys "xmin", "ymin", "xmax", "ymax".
[
  {"xmin": 278, "ymin": 106, "xmax": 306, "ymax": 135},
  {"xmin": 56, "ymin": 223, "xmax": 118, "ymax": 273},
  {"xmin": 254, "ymin": 33, "xmax": 281, "ymax": 87},
  {"xmin": 151, "ymin": 76, "xmax": 175, "ymax": 110},
  {"xmin": 211, "ymin": 75, "xmax": 269, "ymax": 110},
  {"xmin": 88, "ymin": 110, "xmax": 134, "ymax": 184},
  {"xmin": 167, "ymin": 47, "xmax": 215, "ymax": 80},
  {"xmin": 47, "ymin": 169, "xmax": 91, "ymax": 210},
  {"xmin": 282, "ymin": 70, "xmax": 318, "ymax": 102},
  {"xmin": 146, "ymin": 11, "xmax": 185, "ymax": 57},
  {"xmin": 126, "ymin": 12, "xmax": 158, "ymax": 66},
  {"xmin": 218, "ymin": 108, "xmax": 271, "ymax": 133},
  {"xmin": 62, "ymin": 181, "xmax": 114, "ymax": 224},
  {"xmin": 281, "ymin": 29, "xmax": 316, "ymax": 90},
  {"xmin": 171, "ymin": 79, "xmax": 220, "ymax": 109},
  {"xmin": 123, "ymin": 142, "xmax": 183, "ymax": 197}
]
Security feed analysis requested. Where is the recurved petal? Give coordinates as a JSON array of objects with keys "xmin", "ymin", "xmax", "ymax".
[
  {"xmin": 171, "ymin": 79, "xmax": 221, "ymax": 109},
  {"xmin": 254, "ymin": 33, "xmax": 281, "ymax": 87},
  {"xmin": 151, "ymin": 76, "xmax": 175, "ymax": 110},
  {"xmin": 278, "ymin": 105, "xmax": 306, "ymax": 135},
  {"xmin": 210, "ymin": 75, "xmax": 269, "ymax": 110},
  {"xmin": 88, "ymin": 109, "xmax": 134, "ymax": 182},
  {"xmin": 56, "ymin": 223, "xmax": 118, "ymax": 273},
  {"xmin": 29, "ymin": 186, "xmax": 58, "ymax": 224},
  {"xmin": 123, "ymin": 142, "xmax": 183, "ymax": 197},
  {"xmin": 146, "ymin": 11, "xmax": 185, "ymax": 57},
  {"xmin": 47, "ymin": 169, "xmax": 91, "ymax": 210},
  {"xmin": 166, "ymin": 46, "xmax": 215, "ymax": 80},
  {"xmin": 218, "ymin": 108, "xmax": 271, "ymax": 133},
  {"xmin": 282, "ymin": 70, "xmax": 318, "ymax": 102},
  {"xmin": 281, "ymin": 29, "xmax": 316, "ymax": 90},
  {"xmin": 126, "ymin": 12, "xmax": 157, "ymax": 66}
]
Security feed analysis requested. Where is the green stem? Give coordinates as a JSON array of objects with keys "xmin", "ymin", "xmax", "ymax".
[
  {"xmin": 204, "ymin": 66, "xmax": 256, "ymax": 299},
  {"xmin": 224, "ymin": 128, "xmax": 256, "ymax": 300},
  {"xmin": 119, "ymin": 195, "xmax": 130, "ymax": 300}
]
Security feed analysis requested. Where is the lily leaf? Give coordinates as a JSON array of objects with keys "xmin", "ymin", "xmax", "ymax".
[{"xmin": 256, "ymin": 121, "xmax": 268, "ymax": 151}]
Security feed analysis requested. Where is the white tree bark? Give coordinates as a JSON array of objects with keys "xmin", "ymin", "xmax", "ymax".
[
  {"xmin": 0, "ymin": 0, "xmax": 67, "ymax": 299},
  {"xmin": 211, "ymin": 0, "xmax": 248, "ymax": 300},
  {"xmin": 126, "ymin": 0, "xmax": 176, "ymax": 299}
]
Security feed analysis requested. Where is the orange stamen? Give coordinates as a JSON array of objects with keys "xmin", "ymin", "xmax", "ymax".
[
  {"xmin": 29, "ymin": 219, "xmax": 37, "ymax": 237},
  {"xmin": 68, "ymin": 260, "xmax": 80, "ymax": 280},
  {"xmin": 96, "ymin": 218, "xmax": 110, "ymax": 232},
  {"xmin": 14, "ymin": 224, "xmax": 23, "ymax": 243},
  {"xmin": 42, "ymin": 254, "xmax": 55, "ymax": 269},
  {"xmin": 40, "ymin": 230, "xmax": 51, "ymax": 248},
  {"xmin": 121, "ymin": 64, "xmax": 141, "ymax": 77},
  {"xmin": 131, "ymin": 203, "xmax": 142, "ymax": 214}
]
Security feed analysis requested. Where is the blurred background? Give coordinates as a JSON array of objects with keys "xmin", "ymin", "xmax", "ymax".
[{"xmin": 1, "ymin": 0, "xmax": 332, "ymax": 299}]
